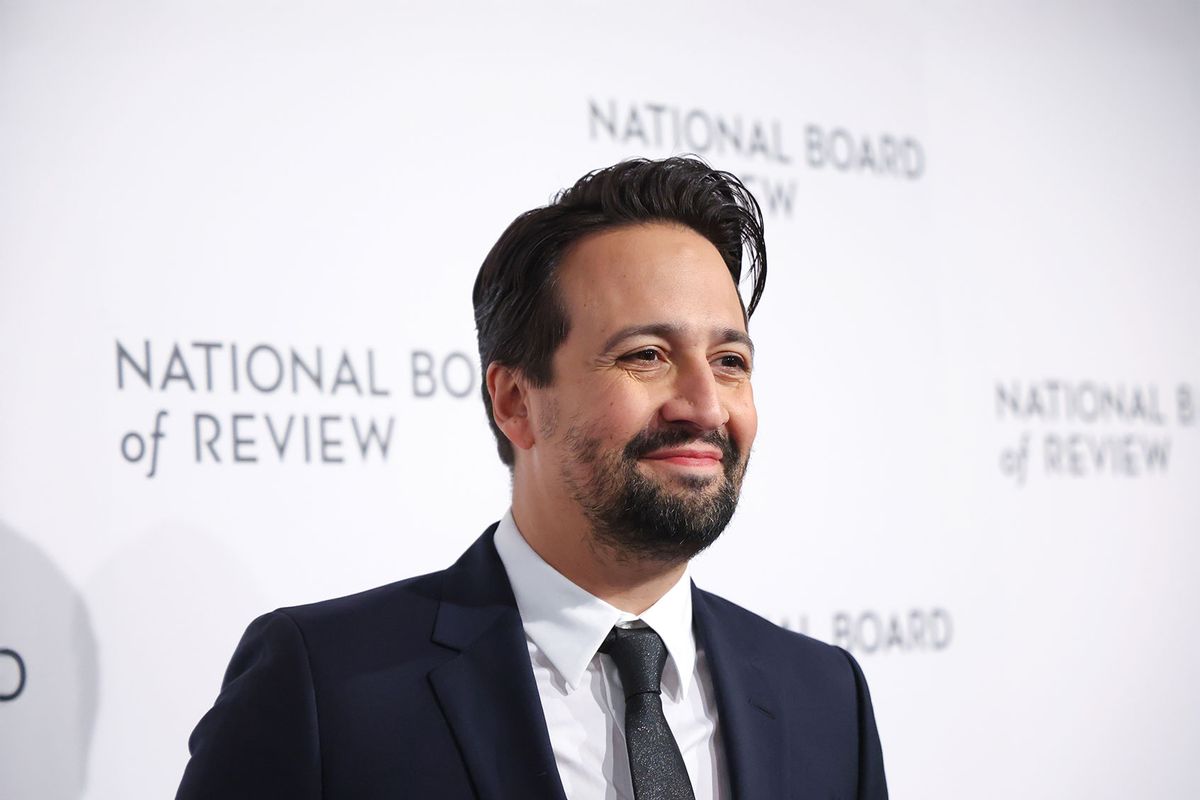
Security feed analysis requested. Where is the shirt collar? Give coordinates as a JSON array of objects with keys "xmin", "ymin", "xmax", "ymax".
[{"xmin": 492, "ymin": 510, "xmax": 697, "ymax": 700}]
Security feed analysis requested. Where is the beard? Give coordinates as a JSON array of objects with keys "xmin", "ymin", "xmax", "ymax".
[{"xmin": 560, "ymin": 422, "xmax": 749, "ymax": 564}]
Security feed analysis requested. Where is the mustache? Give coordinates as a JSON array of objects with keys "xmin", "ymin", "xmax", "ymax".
[{"xmin": 622, "ymin": 426, "xmax": 739, "ymax": 464}]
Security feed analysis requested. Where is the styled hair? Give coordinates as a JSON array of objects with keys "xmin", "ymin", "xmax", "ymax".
[{"xmin": 472, "ymin": 156, "xmax": 768, "ymax": 466}]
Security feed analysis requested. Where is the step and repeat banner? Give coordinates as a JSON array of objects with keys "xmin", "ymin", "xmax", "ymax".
[{"xmin": 2, "ymin": 1, "xmax": 1198, "ymax": 798}]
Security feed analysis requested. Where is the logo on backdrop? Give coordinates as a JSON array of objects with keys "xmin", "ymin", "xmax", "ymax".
[
  {"xmin": 0, "ymin": 648, "xmax": 26, "ymax": 701},
  {"xmin": 115, "ymin": 340, "xmax": 480, "ymax": 477},
  {"xmin": 588, "ymin": 98, "xmax": 926, "ymax": 218},
  {"xmin": 995, "ymin": 380, "xmax": 1196, "ymax": 485},
  {"xmin": 776, "ymin": 607, "xmax": 953, "ymax": 656}
]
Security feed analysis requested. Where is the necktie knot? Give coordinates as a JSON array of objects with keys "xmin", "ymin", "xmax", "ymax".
[{"xmin": 600, "ymin": 626, "xmax": 668, "ymax": 699}]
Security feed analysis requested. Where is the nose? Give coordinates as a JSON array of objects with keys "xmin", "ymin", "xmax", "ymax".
[{"xmin": 660, "ymin": 360, "xmax": 729, "ymax": 433}]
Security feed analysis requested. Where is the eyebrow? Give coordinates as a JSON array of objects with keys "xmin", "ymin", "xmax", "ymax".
[{"xmin": 601, "ymin": 323, "xmax": 755, "ymax": 356}]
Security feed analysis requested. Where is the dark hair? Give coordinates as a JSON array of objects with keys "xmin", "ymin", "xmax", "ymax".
[{"xmin": 472, "ymin": 156, "xmax": 768, "ymax": 466}]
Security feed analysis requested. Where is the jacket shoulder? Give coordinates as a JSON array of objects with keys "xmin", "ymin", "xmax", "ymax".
[
  {"xmin": 278, "ymin": 568, "xmax": 444, "ymax": 624},
  {"xmin": 694, "ymin": 586, "xmax": 857, "ymax": 677},
  {"xmin": 276, "ymin": 522, "xmax": 503, "ymax": 634},
  {"xmin": 265, "ymin": 569, "xmax": 448, "ymax": 668},
  {"xmin": 695, "ymin": 587, "xmax": 889, "ymax": 796}
]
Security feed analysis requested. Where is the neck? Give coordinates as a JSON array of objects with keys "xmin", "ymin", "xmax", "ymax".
[{"xmin": 510, "ymin": 493, "xmax": 687, "ymax": 615}]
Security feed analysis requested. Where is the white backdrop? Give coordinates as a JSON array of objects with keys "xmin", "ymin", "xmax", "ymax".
[{"xmin": 2, "ymin": 1, "xmax": 1199, "ymax": 797}]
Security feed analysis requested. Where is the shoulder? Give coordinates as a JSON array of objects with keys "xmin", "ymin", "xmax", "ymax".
[
  {"xmin": 694, "ymin": 586, "xmax": 862, "ymax": 686},
  {"xmin": 278, "ymin": 568, "xmax": 445, "ymax": 628},
  {"xmin": 257, "ymin": 569, "xmax": 448, "ymax": 666},
  {"xmin": 255, "ymin": 523, "xmax": 506, "ymax": 668},
  {"xmin": 695, "ymin": 588, "xmax": 888, "ymax": 793},
  {"xmin": 695, "ymin": 585, "xmax": 831, "ymax": 656},
  {"xmin": 271, "ymin": 521, "xmax": 503, "ymax": 634}
]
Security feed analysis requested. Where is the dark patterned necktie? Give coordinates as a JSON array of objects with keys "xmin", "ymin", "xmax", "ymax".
[{"xmin": 601, "ymin": 626, "xmax": 696, "ymax": 800}]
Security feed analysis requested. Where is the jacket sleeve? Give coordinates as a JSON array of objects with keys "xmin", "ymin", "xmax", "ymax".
[
  {"xmin": 176, "ymin": 611, "xmax": 322, "ymax": 800},
  {"xmin": 840, "ymin": 647, "xmax": 889, "ymax": 800}
]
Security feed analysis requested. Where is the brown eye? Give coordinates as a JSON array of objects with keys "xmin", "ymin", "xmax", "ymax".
[
  {"xmin": 716, "ymin": 354, "xmax": 749, "ymax": 371},
  {"xmin": 623, "ymin": 349, "xmax": 661, "ymax": 362}
]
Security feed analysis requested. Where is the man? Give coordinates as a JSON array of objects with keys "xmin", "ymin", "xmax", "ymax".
[{"xmin": 177, "ymin": 157, "xmax": 887, "ymax": 799}]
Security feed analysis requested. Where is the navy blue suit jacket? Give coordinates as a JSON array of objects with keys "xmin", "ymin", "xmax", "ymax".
[{"xmin": 177, "ymin": 525, "xmax": 888, "ymax": 799}]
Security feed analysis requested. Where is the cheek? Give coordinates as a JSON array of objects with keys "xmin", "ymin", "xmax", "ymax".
[
  {"xmin": 730, "ymin": 391, "xmax": 758, "ymax": 449},
  {"xmin": 590, "ymin": 375, "xmax": 654, "ymax": 418},
  {"xmin": 554, "ymin": 382, "xmax": 650, "ymax": 446},
  {"xmin": 597, "ymin": 394, "xmax": 656, "ymax": 438}
]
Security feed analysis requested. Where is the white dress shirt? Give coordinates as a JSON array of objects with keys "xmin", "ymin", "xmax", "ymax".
[{"xmin": 492, "ymin": 511, "xmax": 730, "ymax": 800}]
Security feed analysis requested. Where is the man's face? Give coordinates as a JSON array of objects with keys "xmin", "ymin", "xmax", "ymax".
[{"xmin": 527, "ymin": 222, "xmax": 758, "ymax": 563}]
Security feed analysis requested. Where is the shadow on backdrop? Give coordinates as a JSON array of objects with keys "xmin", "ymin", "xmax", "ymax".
[{"xmin": 0, "ymin": 520, "xmax": 99, "ymax": 799}]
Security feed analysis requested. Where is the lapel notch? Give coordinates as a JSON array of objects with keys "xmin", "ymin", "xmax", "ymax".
[
  {"xmin": 428, "ymin": 528, "xmax": 567, "ymax": 800},
  {"xmin": 694, "ymin": 585, "xmax": 786, "ymax": 800}
]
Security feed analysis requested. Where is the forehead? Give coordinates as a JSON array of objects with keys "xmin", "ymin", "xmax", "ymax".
[{"xmin": 555, "ymin": 223, "xmax": 747, "ymax": 344}]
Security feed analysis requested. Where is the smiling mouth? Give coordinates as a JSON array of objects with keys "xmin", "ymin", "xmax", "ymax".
[{"xmin": 640, "ymin": 449, "xmax": 724, "ymax": 467}]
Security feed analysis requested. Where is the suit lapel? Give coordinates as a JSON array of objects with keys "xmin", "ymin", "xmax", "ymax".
[
  {"xmin": 693, "ymin": 585, "xmax": 785, "ymax": 800},
  {"xmin": 428, "ymin": 527, "xmax": 568, "ymax": 800}
]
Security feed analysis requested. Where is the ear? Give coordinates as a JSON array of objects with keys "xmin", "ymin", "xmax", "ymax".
[{"xmin": 486, "ymin": 362, "xmax": 536, "ymax": 452}]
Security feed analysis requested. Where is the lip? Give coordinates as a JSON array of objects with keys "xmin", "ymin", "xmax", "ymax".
[{"xmin": 640, "ymin": 447, "xmax": 724, "ymax": 467}]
